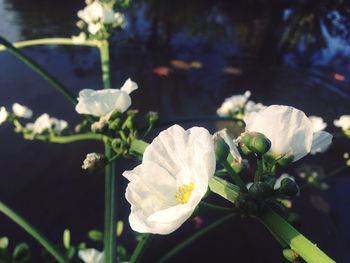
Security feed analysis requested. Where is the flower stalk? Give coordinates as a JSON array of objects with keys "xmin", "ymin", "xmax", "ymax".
[
  {"xmin": 0, "ymin": 201, "xmax": 68, "ymax": 263},
  {"xmin": 99, "ymin": 40, "xmax": 117, "ymax": 263}
]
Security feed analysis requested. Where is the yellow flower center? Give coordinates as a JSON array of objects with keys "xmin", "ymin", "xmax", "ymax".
[{"xmin": 175, "ymin": 182, "xmax": 195, "ymax": 204}]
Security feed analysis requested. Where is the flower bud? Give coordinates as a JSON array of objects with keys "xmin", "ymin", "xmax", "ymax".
[
  {"xmin": 231, "ymin": 160, "xmax": 245, "ymax": 174},
  {"xmin": 146, "ymin": 111, "xmax": 160, "ymax": 124},
  {"xmin": 82, "ymin": 153, "xmax": 106, "ymax": 173},
  {"xmin": 249, "ymin": 133, "xmax": 271, "ymax": 154},
  {"xmin": 277, "ymin": 155, "xmax": 294, "ymax": 167},
  {"xmin": 240, "ymin": 143, "xmax": 252, "ymax": 155},
  {"xmin": 277, "ymin": 178, "xmax": 299, "ymax": 197},
  {"xmin": 215, "ymin": 138, "xmax": 230, "ymax": 162},
  {"xmin": 248, "ymin": 182, "xmax": 273, "ymax": 198}
]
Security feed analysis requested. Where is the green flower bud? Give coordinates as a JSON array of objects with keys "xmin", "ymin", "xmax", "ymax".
[
  {"xmin": 146, "ymin": 111, "xmax": 159, "ymax": 124},
  {"xmin": 231, "ymin": 160, "xmax": 245, "ymax": 174},
  {"xmin": 249, "ymin": 182, "xmax": 273, "ymax": 198},
  {"xmin": 249, "ymin": 132, "xmax": 271, "ymax": 154},
  {"xmin": 240, "ymin": 143, "xmax": 252, "ymax": 155},
  {"xmin": 278, "ymin": 178, "xmax": 299, "ymax": 197},
  {"xmin": 215, "ymin": 138, "xmax": 230, "ymax": 162},
  {"xmin": 241, "ymin": 133, "xmax": 253, "ymax": 147},
  {"xmin": 277, "ymin": 155, "xmax": 294, "ymax": 167},
  {"xmin": 13, "ymin": 243, "xmax": 30, "ymax": 261}
]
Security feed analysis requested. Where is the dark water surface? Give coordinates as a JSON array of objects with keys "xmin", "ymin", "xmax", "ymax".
[{"xmin": 1, "ymin": 0, "xmax": 350, "ymax": 262}]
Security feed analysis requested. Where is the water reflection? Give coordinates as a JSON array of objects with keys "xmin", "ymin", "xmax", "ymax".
[{"xmin": 0, "ymin": 0, "xmax": 350, "ymax": 262}]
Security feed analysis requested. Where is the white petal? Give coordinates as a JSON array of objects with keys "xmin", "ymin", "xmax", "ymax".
[
  {"xmin": 75, "ymin": 89, "xmax": 131, "ymax": 117},
  {"xmin": 310, "ymin": 131, "xmax": 332, "ymax": 154},
  {"xmin": 213, "ymin": 129, "xmax": 242, "ymax": 162},
  {"xmin": 123, "ymin": 125, "xmax": 215, "ymax": 234},
  {"xmin": 78, "ymin": 248, "xmax": 104, "ymax": 263},
  {"xmin": 274, "ymin": 174, "xmax": 294, "ymax": 190},
  {"xmin": 334, "ymin": 115, "xmax": 350, "ymax": 130},
  {"xmin": 12, "ymin": 103, "xmax": 33, "ymax": 119},
  {"xmin": 244, "ymin": 105, "xmax": 314, "ymax": 162},
  {"xmin": 0, "ymin": 107, "xmax": 8, "ymax": 124},
  {"xmin": 120, "ymin": 78, "xmax": 138, "ymax": 94},
  {"xmin": 309, "ymin": 116, "xmax": 327, "ymax": 132}
]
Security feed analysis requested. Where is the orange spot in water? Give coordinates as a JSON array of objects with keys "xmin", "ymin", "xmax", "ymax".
[{"xmin": 333, "ymin": 73, "xmax": 345, "ymax": 81}]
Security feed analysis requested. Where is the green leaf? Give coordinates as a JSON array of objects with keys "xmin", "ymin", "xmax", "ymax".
[
  {"xmin": 0, "ymin": 237, "xmax": 9, "ymax": 249},
  {"xmin": 88, "ymin": 230, "xmax": 103, "ymax": 242},
  {"xmin": 208, "ymin": 176, "xmax": 240, "ymax": 203}
]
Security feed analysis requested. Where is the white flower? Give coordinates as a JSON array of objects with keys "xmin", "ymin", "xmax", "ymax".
[
  {"xmin": 72, "ymin": 32, "xmax": 87, "ymax": 43},
  {"xmin": 26, "ymin": 113, "xmax": 68, "ymax": 135},
  {"xmin": 0, "ymin": 107, "xmax": 9, "ymax": 124},
  {"xmin": 88, "ymin": 23, "xmax": 102, "ymax": 34},
  {"xmin": 217, "ymin": 91, "xmax": 251, "ymax": 117},
  {"xmin": 82, "ymin": 153, "xmax": 105, "ymax": 171},
  {"xmin": 123, "ymin": 125, "xmax": 215, "ymax": 234},
  {"xmin": 12, "ymin": 103, "xmax": 32, "ymax": 119},
  {"xmin": 274, "ymin": 174, "xmax": 295, "ymax": 190},
  {"xmin": 76, "ymin": 78, "xmax": 138, "ymax": 117},
  {"xmin": 77, "ymin": 1, "xmax": 104, "ymax": 24},
  {"xmin": 334, "ymin": 115, "xmax": 350, "ymax": 130},
  {"xmin": 244, "ymin": 100, "xmax": 266, "ymax": 116},
  {"xmin": 309, "ymin": 116, "xmax": 327, "ymax": 132},
  {"xmin": 78, "ymin": 248, "xmax": 104, "ymax": 263},
  {"xmin": 308, "ymin": 116, "xmax": 331, "ymax": 155},
  {"xmin": 213, "ymin": 129, "xmax": 242, "ymax": 163},
  {"xmin": 244, "ymin": 105, "xmax": 332, "ymax": 162},
  {"xmin": 114, "ymin": 12, "xmax": 126, "ymax": 27}
]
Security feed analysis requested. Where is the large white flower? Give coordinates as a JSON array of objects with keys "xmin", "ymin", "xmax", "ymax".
[
  {"xmin": 217, "ymin": 91, "xmax": 251, "ymax": 117},
  {"xmin": 123, "ymin": 125, "xmax": 215, "ymax": 234},
  {"xmin": 12, "ymin": 103, "xmax": 32, "ymax": 119},
  {"xmin": 334, "ymin": 115, "xmax": 350, "ymax": 130},
  {"xmin": 244, "ymin": 105, "xmax": 332, "ymax": 162},
  {"xmin": 75, "ymin": 78, "xmax": 138, "ymax": 117},
  {"xmin": 78, "ymin": 248, "xmax": 104, "ymax": 263},
  {"xmin": 26, "ymin": 113, "xmax": 68, "ymax": 135},
  {"xmin": 0, "ymin": 107, "xmax": 9, "ymax": 124}
]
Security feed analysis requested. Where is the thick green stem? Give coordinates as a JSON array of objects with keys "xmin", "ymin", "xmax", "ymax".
[
  {"xmin": 129, "ymin": 234, "xmax": 153, "ymax": 263},
  {"xmin": 0, "ymin": 38, "xmax": 99, "ymax": 52},
  {"xmin": 260, "ymin": 207, "xmax": 335, "ymax": 263},
  {"xmin": 254, "ymin": 156, "xmax": 263, "ymax": 182},
  {"xmin": 0, "ymin": 35, "xmax": 77, "ymax": 105},
  {"xmin": 222, "ymin": 160, "xmax": 248, "ymax": 193},
  {"xmin": 199, "ymin": 201, "xmax": 234, "ymax": 213},
  {"xmin": 33, "ymin": 133, "xmax": 106, "ymax": 144},
  {"xmin": 99, "ymin": 41, "xmax": 117, "ymax": 263},
  {"xmin": 0, "ymin": 201, "xmax": 68, "ymax": 263},
  {"xmin": 156, "ymin": 214, "xmax": 235, "ymax": 263}
]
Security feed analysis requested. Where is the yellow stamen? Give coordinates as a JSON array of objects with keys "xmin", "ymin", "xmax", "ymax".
[{"xmin": 175, "ymin": 182, "xmax": 195, "ymax": 204}]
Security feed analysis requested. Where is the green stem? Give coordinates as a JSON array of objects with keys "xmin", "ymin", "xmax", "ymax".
[
  {"xmin": 254, "ymin": 156, "xmax": 263, "ymax": 182},
  {"xmin": 0, "ymin": 38, "xmax": 99, "ymax": 52},
  {"xmin": 199, "ymin": 201, "xmax": 234, "ymax": 213},
  {"xmin": 0, "ymin": 35, "xmax": 77, "ymax": 105},
  {"xmin": 129, "ymin": 234, "xmax": 153, "ymax": 263},
  {"xmin": 0, "ymin": 201, "xmax": 68, "ymax": 263},
  {"xmin": 99, "ymin": 41, "xmax": 117, "ymax": 263},
  {"xmin": 326, "ymin": 165, "xmax": 347, "ymax": 178},
  {"xmin": 33, "ymin": 133, "xmax": 105, "ymax": 143},
  {"xmin": 260, "ymin": 207, "xmax": 335, "ymax": 263},
  {"xmin": 156, "ymin": 214, "xmax": 235, "ymax": 263},
  {"xmin": 222, "ymin": 160, "xmax": 247, "ymax": 193}
]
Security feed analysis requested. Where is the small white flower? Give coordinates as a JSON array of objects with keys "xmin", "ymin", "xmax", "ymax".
[
  {"xmin": 0, "ymin": 107, "xmax": 9, "ymax": 124},
  {"xmin": 274, "ymin": 173, "xmax": 295, "ymax": 190},
  {"xmin": 26, "ymin": 113, "xmax": 68, "ymax": 135},
  {"xmin": 213, "ymin": 129, "xmax": 242, "ymax": 163},
  {"xmin": 72, "ymin": 32, "xmax": 87, "ymax": 43},
  {"xmin": 78, "ymin": 1, "xmax": 104, "ymax": 24},
  {"xmin": 244, "ymin": 100, "xmax": 266, "ymax": 117},
  {"xmin": 88, "ymin": 23, "xmax": 102, "ymax": 34},
  {"xmin": 217, "ymin": 91, "xmax": 251, "ymax": 117},
  {"xmin": 82, "ymin": 153, "xmax": 105, "ymax": 171},
  {"xmin": 334, "ymin": 115, "xmax": 350, "ymax": 130},
  {"xmin": 12, "ymin": 103, "xmax": 32, "ymax": 119},
  {"xmin": 114, "ymin": 12, "xmax": 126, "ymax": 27},
  {"xmin": 75, "ymin": 78, "xmax": 138, "ymax": 117},
  {"xmin": 309, "ymin": 116, "xmax": 327, "ymax": 132},
  {"xmin": 78, "ymin": 248, "xmax": 104, "ymax": 263},
  {"xmin": 244, "ymin": 105, "xmax": 332, "ymax": 162},
  {"xmin": 123, "ymin": 125, "xmax": 215, "ymax": 234}
]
